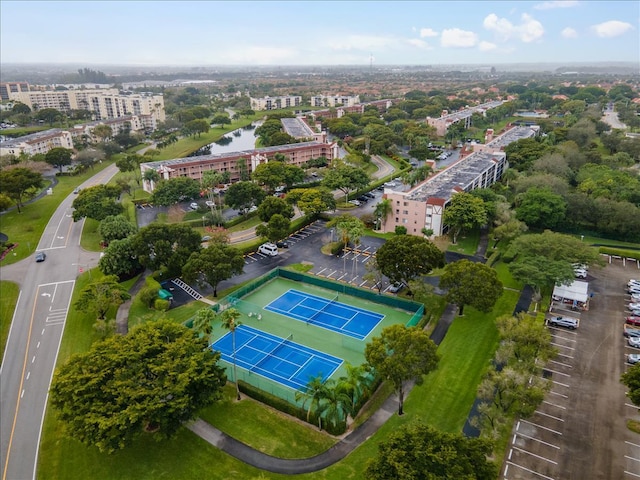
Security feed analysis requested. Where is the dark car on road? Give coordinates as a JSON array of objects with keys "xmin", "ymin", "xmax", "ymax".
[{"xmin": 35, "ymin": 252, "xmax": 46, "ymax": 262}]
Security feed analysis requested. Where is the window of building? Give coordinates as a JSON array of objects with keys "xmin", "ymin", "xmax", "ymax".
[{"xmin": 403, "ymin": 210, "xmax": 408, "ymax": 215}]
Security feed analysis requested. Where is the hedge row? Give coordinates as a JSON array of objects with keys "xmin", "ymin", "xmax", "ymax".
[{"xmin": 599, "ymin": 246, "xmax": 640, "ymax": 261}]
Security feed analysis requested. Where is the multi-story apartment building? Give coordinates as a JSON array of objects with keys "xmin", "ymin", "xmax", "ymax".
[
  {"xmin": 69, "ymin": 115, "xmax": 146, "ymax": 142},
  {"xmin": 308, "ymin": 99, "xmax": 398, "ymax": 120},
  {"xmin": 310, "ymin": 95, "xmax": 360, "ymax": 108},
  {"xmin": 0, "ymin": 82, "xmax": 30, "ymax": 101},
  {"xmin": 281, "ymin": 117, "xmax": 327, "ymax": 143},
  {"xmin": 140, "ymin": 141, "xmax": 337, "ymax": 193},
  {"xmin": 0, "ymin": 129, "xmax": 74, "ymax": 157},
  {"xmin": 380, "ymin": 125, "xmax": 539, "ymax": 237},
  {"xmin": 249, "ymin": 95, "xmax": 302, "ymax": 111},
  {"xmin": 426, "ymin": 100, "xmax": 504, "ymax": 136},
  {"xmin": 8, "ymin": 89, "xmax": 165, "ymax": 128}
]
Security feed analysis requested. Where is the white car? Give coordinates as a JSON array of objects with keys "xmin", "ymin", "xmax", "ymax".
[
  {"xmin": 574, "ymin": 269, "xmax": 588, "ymax": 279},
  {"xmin": 628, "ymin": 353, "xmax": 640, "ymax": 364},
  {"xmin": 629, "ymin": 303, "xmax": 640, "ymax": 311},
  {"xmin": 258, "ymin": 243, "xmax": 278, "ymax": 257},
  {"xmin": 629, "ymin": 336, "xmax": 640, "ymax": 348},
  {"xmin": 190, "ymin": 202, "xmax": 199, "ymax": 210},
  {"xmin": 348, "ymin": 200, "xmax": 361, "ymax": 207}
]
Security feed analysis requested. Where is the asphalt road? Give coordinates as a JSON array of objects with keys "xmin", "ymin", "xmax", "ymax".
[{"xmin": 0, "ymin": 164, "xmax": 117, "ymax": 480}]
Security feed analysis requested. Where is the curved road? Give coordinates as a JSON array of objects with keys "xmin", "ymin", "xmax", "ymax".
[{"xmin": 0, "ymin": 164, "xmax": 118, "ymax": 480}]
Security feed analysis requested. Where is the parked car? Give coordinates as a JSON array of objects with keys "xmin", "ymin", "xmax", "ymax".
[
  {"xmin": 629, "ymin": 336, "xmax": 640, "ymax": 348},
  {"xmin": 363, "ymin": 192, "xmax": 375, "ymax": 199},
  {"xmin": 35, "ymin": 252, "xmax": 46, "ymax": 262},
  {"xmin": 190, "ymin": 202, "xmax": 199, "ymax": 210},
  {"xmin": 357, "ymin": 196, "xmax": 369, "ymax": 203},
  {"xmin": 629, "ymin": 293, "xmax": 640, "ymax": 302},
  {"xmin": 276, "ymin": 240, "xmax": 289, "ymax": 248},
  {"xmin": 628, "ymin": 353, "xmax": 640, "ymax": 364},
  {"xmin": 631, "ymin": 310, "xmax": 640, "ymax": 317},
  {"xmin": 624, "ymin": 325, "xmax": 640, "ymax": 337},
  {"xmin": 547, "ymin": 316, "xmax": 578, "ymax": 330},
  {"xmin": 628, "ymin": 303, "xmax": 640, "ymax": 311},
  {"xmin": 626, "ymin": 316, "xmax": 640, "ymax": 327},
  {"xmin": 258, "ymin": 243, "xmax": 278, "ymax": 257},
  {"xmin": 348, "ymin": 200, "xmax": 361, "ymax": 207},
  {"xmin": 388, "ymin": 282, "xmax": 405, "ymax": 293},
  {"xmin": 574, "ymin": 268, "xmax": 588, "ymax": 279}
]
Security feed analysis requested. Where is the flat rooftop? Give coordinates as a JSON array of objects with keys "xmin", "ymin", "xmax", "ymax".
[{"xmin": 281, "ymin": 117, "xmax": 315, "ymax": 138}]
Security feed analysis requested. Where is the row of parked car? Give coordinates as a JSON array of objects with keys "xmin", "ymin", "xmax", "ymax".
[{"xmin": 624, "ymin": 279, "xmax": 640, "ymax": 363}]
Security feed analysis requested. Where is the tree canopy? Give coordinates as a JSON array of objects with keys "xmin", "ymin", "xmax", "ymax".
[
  {"xmin": 365, "ymin": 325, "xmax": 439, "ymax": 415},
  {"xmin": 181, "ymin": 242, "xmax": 244, "ymax": 296},
  {"xmin": 375, "ymin": 235, "xmax": 445, "ymax": 290},
  {"xmin": 515, "ymin": 187, "xmax": 567, "ymax": 230},
  {"xmin": 321, "ymin": 164, "xmax": 370, "ymax": 203},
  {"xmin": 257, "ymin": 196, "xmax": 293, "ymax": 222},
  {"xmin": 365, "ymin": 420, "xmax": 497, "ymax": 480},
  {"xmin": 442, "ymin": 192, "xmax": 487, "ymax": 244},
  {"xmin": 98, "ymin": 237, "xmax": 142, "ymax": 280},
  {"xmin": 132, "ymin": 223, "xmax": 202, "ymax": 275},
  {"xmin": 97, "ymin": 215, "xmax": 137, "ymax": 244},
  {"xmin": 439, "ymin": 259, "xmax": 503, "ymax": 315},
  {"xmin": 72, "ymin": 184, "xmax": 123, "ymax": 221},
  {"xmin": 44, "ymin": 147, "xmax": 73, "ymax": 173},
  {"xmin": 0, "ymin": 167, "xmax": 44, "ymax": 213},
  {"xmin": 225, "ymin": 181, "xmax": 265, "ymax": 212},
  {"xmin": 151, "ymin": 177, "xmax": 200, "ymax": 206},
  {"xmin": 252, "ymin": 161, "xmax": 304, "ymax": 190},
  {"xmin": 49, "ymin": 320, "xmax": 227, "ymax": 453},
  {"xmin": 255, "ymin": 214, "xmax": 291, "ymax": 243},
  {"xmin": 74, "ymin": 275, "xmax": 131, "ymax": 321}
]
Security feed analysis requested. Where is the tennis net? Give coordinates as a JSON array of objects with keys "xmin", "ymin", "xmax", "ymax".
[
  {"xmin": 251, "ymin": 333, "xmax": 293, "ymax": 372},
  {"xmin": 307, "ymin": 293, "xmax": 339, "ymax": 325}
]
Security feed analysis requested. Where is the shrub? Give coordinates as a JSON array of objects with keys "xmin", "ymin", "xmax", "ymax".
[
  {"xmin": 330, "ymin": 241, "xmax": 345, "ymax": 255},
  {"xmin": 154, "ymin": 298, "xmax": 170, "ymax": 311},
  {"xmin": 138, "ymin": 286, "xmax": 157, "ymax": 308}
]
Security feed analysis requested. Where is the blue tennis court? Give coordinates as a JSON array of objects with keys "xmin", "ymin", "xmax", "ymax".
[
  {"xmin": 264, "ymin": 289, "xmax": 384, "ymax": 340},
  {"xmin": 212, "ymin": 325, "xmax": 343, "ymax": 391}
]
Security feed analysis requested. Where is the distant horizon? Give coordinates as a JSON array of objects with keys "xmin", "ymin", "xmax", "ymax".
[{"xmin": 1, "ymin": 1, "xmax": 638, "ymax": 66}]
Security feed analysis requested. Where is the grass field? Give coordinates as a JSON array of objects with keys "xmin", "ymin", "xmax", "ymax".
[{"xmin": 0, "ymin": 281, "xmax": 20, "ymax": 362}]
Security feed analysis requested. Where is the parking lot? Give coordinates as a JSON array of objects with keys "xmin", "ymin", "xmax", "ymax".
[
  {"xmin": 243, "ymin": 221, "xmax": 326, "ymax": 264},
  {"xmin": 502, "ymin": 260, "xmax": 640, "ymax": 480}
]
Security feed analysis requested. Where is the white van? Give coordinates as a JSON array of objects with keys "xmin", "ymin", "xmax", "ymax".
[{"xmin": 258, "ymin": 243, "xmax": 278, "ymax": 257}]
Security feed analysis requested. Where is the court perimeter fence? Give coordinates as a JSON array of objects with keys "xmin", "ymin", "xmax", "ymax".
[{"xmin": 218, "ymin": 268, "xmax": 425, "ymax": 328}]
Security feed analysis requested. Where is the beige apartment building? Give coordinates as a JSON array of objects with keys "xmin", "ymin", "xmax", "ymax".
[
  {"xmin": 381, "ymin": 125, "xmax": 539, "ymax": 237},
  {"xmin": 250, "ymin": 95, "xmax": 302, "ymax": 111},
  {"xmin": 310, "ymin": 95, "xmax": 360, "ymax": 108},
  {"xmin": 0, "ymin": 129, "xmax": 74, "ymax": 157},
  {"xmin": 426, "ymin": 100, "xmax": 504, "ymax": 136},
  {"xmin": 140, "ymin": 140, "xmax": 338, "ymax": 193},
  {"xmin": 0, "ymin": 82, "xmax": 30, "ymax": 101},
  {"xmin": 8, "ymin": 89, "xmax": 165, "ymax": 128}
]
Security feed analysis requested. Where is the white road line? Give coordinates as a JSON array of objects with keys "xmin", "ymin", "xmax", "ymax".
[
  {"xmin": 21, "ymin": 390, "xmax": 25, "ymax": 398},
  {"xmin": 36, "ymin": 342, "xmax": 40, "ymax": 349},
  {"xmin": 625, "ymin": 456, "xmax": 640, "ymax": 463},
  {"xmin": 626, "ymin": 441, "xmax": 640, "ymax": 449},
  {"xmin": 625, "ymin": 471, "xmax": 640, "ymax": 478},
  {"xmin": 626, "ymin": 403, "xmax": 638, "ymax": 409},
  {"xmin": 31, "ymin": 356, "xmax": 35, "ymax": 364},
  {"xmin": 515, "ymin": 431, "xmax": 560, "ymax": 449},
  {"xmin": 362, "ymin": 256, "xmax": 372, "ymax": 263},
  {"xmin": 549, "ymin": 390, "xmax": 569, "ymax": 399},
  {"xmin": 512, "ymin": 446, "xmax": 558, "ymax": 464},
  {"xmin": 550, "ymin": 379, "xmax": 570, "ymax": 388},
  {"xmin": 543, "ymin": 400, "xmax": 567, "ymax": 410},
  {"xmin": 534, "ymin": 410, "xmax": 564, "ymax": 422},
  {"xmin": 543, "ymin": 368, "xmax": 571, "ymax": 377},
  {"xmin": 520, "ymin": 419, "xmax": 563, "ymax": 436},
  {"xmin": 508, "ymin": 448, "xmax": 513, "ymax": 460},
  {"xmin": 317, "ymin": 268, "xmax": 327, "ymax": 275},
  {"xmin": 359, "ymin": 280, "xmax": 368, "ymax": 287},
  {"xmin": 556, "ymin": 352, "xmax": 574, "ymax": 359},
  {"xmin": 548, "ymin": 359, "xmax": 573, "ymax": 368},
  {"xmin": 327, "ymin": 270, "xmax": 338, "ymax": 278},
  {"xmin": 506, "ymin": 461, "xmax": 555, "ymax": 480},
  {"xmin": 26, "ymin": 372, "xmax": 30, "ymax": 380},
  {"xmin": 553, "ymin": 334, "xmax": 578, "ymax": 342},
  {"xmin": 551, "ymin": 342, "xmax": 575, "ymax": 351},
  {"xmin": 337, "ymin": 273, "xmax": 348, "ymax": 281}
]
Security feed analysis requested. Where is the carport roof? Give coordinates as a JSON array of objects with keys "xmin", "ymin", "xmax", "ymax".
[{"xmin": 553, "ymin": 280, "xmax": 589, "ymax": 303}]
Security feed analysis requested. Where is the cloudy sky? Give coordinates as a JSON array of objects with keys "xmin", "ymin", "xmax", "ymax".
[{"xmin": 1, "ymin": 1, "xmax": 638, "ymax": 66}]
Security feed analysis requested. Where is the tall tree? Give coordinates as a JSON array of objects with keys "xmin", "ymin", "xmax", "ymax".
[
  {"xmin": 365, "ymin": 420, "xmax": 497, "ymax": 480},
  {"xmin": 220, "ymin": 308, "xmax": 242, "ymax": 400},
  {"xmin": 365, "ymin": 325, "xmax": 439, "ymax": 415},
  {"xmin": 191, "ymin": 307, "xmax": 217, "ymax": 339},
  {"xmin": 151, "ymin": 177, "xmax": 200, "ymax": 206},
  {"xmin": 92, "ymin": 124, "xmax": 113, "ymax": 142},
  {"xmin": 0, "ymin": 167, "xmax": 43, "ymax": 213},
  {"xmin": 71, "ymin": 184, "xmax": 123, "ymax": 221},
  {"xmin": 442, "ymin": 192, "xmax": 487, "ymax": 244},
  {"xmin": 295, "ymin": 375, "xmax": 328, "ymax": 428},
  {"xmin": 97, "ymin": 215, "xmax": 137, "ymax": 244},
  {"xmin": 257, "ymin": 196, "xmax": 294, "ymax": 222},
  {"xmin": 181, "ymin": 242, "xmax": 244, "ymax": 296},
  {"xmin": 373, "ymin": 198, "xmax": 392, "ymax": 230},
  {"xmin": 44, "ymin": 147, "xmax": 73, "ymax": 174},
  {"xmin": 255, "ymin": 214, "xmax": 291, "ymax": 243},
  {"xmin": 98, "ymin": 237, "xmax": 142, "ymax": 280},
  {"xmin": 49, "ymin": 320, "xmax": 227, "ymax": 453},
  {"xmin": 515, "ymin": 187, "xmax": 567, "ymax": 230},
  {"xmin": 74, "ymin": 275, "xmax": 131, "ymax": 321},
  {"xmin": 132, "ymin": 223, "xmax": 202, "ymax": 275},
  {"xmin": 225, "ymin": 181, "xmax": 265, "ymax": 212},
  {"xmin": 315, "ymin": 379, "xmax": 352, "ymax": 431},
  {"xmin": 376, "ymin": 235, "xmax": 445, "ymax": 292},
  {"xmin": 37, "ymin": 107, "xmax": 63, "ymax": 126},
  {"xmin": 322, "ymin": 164, "xmax": 370, "ymax": 204},
  {"xmin": 439, "ymin": 259, "xmax": 503, "ymax": 316}
]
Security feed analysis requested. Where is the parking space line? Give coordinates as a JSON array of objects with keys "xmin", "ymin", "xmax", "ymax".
[
  {"xmin": 515, "ymin": 431, "xmax": 560, "ymax": 449},
  {"xmin": 551, "ymin": 342, "xmax": 575, "ymax": 351},
  {"xmin": 359, "ymin": 280, "xmax": 368, "ymax": 287},
  {"xmin": 545, "ymin": 378, "xmax": 570, "ymax": 388},
  {"xmin": 362, "ymin": 256, "xmax": 372, "ymax": 263},
  {"xmin": 543, "ymin": 400, "xmax": 567, "ymax": 410},
  {"xmin": 627, "ymin": 403, "xmax": 639, "ymax": 409},
  {"xmin": 543, "ymin": 367, "xmax": 571, "ymax": 377},
  {"xmin": 625, "ymin": 456, "xmax": 640, "ymax": 463},
  {"xmin": 625, "ymin": 471, "xmax": 640, "ymax": 478},
  {"xmin": 549, "ymin": 390, "xmax": 569, "ymax": 399},
  {"xmin": 548, "ymin": 359, "xmax": 573, "ymax": 368},
  {"xmin": 327, "ymin": 270, "xmax": 338, "ymax": 278},
  {"xmin": 316, "ymin": 268, "xmax": 327, "ymax": 276},
  {"xmin": 337, "ymin": 273, "xmax": 348, "ymax": 281},
  {"xmin": 520, "ymin": 419, "xmax": 563, "ymax": 435},
  {"xmin": 512, "ymin": 446, "xmax": 558, "ymax": 464},
  {"xmin": 553, "ymin": 335, "xmax": 577, "ymax": 343},
  {"xmin": 626, "ymin": 441, "xmax": 640, "ymax": 449},
  {"xmin": 506, "ymin": 461, "xmax": 555, "ymax": 480},
  {"xmin": 534, "ymin": 410, "xmax": 564, "ymax": 422},
  {"xmin": 556, "ymin": 352, "xmax": 574, "ymax": 359}
]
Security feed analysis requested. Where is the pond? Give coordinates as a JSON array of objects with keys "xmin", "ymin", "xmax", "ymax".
[{"xmin": 189, "ymin": 123, "xmax": 260, "ymax": 157}]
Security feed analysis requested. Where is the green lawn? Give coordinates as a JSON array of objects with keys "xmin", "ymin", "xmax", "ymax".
[
  {"xmin": 79, "ymin": 218, "xmax": 101, "ymax": 251},
  {"xmin": 447, "ymin": 230, "xmax": 480, "ymax": 255},
  {"xmin": 0, "ymin": 281, "xmax": 20, "ymax": 362}
]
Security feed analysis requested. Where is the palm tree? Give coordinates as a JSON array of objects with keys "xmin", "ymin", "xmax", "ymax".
[
  {"xmin": 220, "ymin": 308, "xmax": 242, "ymax": 400},
  {"xmin": 316, "ymin": 379, "xmax": 352, "ymax": 432},
  {"xmin": 191, "ymin": 307, "xmax": 217, "ymax": 340},
  {"xmin": 374, "ymin": 199, "xmax": 392, "ymax": 231},
  {"xmin": 337, "ymin": 363, "xmax": 371, "ymax": 414},
  {"xmin": 295, "ymin": 375, "xmax": 328, "ymax": 428},
  {"xmin": 142, "ymin": 168, "xmax": 160, "ymax": 191}
]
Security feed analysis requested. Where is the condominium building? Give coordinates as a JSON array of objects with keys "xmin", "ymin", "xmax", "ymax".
[
  {"xmin": 140, "ymin": 141, "xmax": 337, "ymax": 193},
  {"xmin": 8, "ymin": 89, "xmax": 165, "ymax": 128},
  {"xmin": 380, "ymin": 125, "xmax": 539, "ymax": 237},
  {"xmin": 308, "ymin": 99, "xmax": 398, "ymax": 120},
  {"xmin": 426, "ymin": 100, "xmax": 504, "ymax": 136},
  {"xmin": 281, "ymin": 117, "xmax": 327, "ymax": 143},
  {"xmin": 0, "ymin": 129, "xmax": 73, "ymax": 157},
  {"xmin": 0, "ymin": 82, "xmax": 30, "ymax": 101},
  {"xmin": 310, "ymin": 95, "xmax": 360, "ymax": 108},
  {"xmin": 69, "ymin": 115, "xmax": 147, "ymax": 142},
  {"xmin": 249, "ymin": 95, "xmax": 302, "ymax": 111}
]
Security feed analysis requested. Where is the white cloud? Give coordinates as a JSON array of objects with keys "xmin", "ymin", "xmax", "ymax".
[
  {"xmin": 419, "ymin": 28, "xmax": 438, "ymax": 38},
  {"xmin": 407, "ymin": 38, "xmax": 430, "ymax": 49},
  {"xmin": 534, "ymin": 1, "xmax": 579, "ymax": 10},
  {"xmin": 591, "ymin": 20, "xmax": 633, "ymax": 38},
  {"xmin": 478, "ymin": 41, "xmax": 497, "ymax": 52},
  {"xmin": 483, "ymin": 13, "xmax": 544, "ymax": 43},
  {"xmin": 326, "ymin": 34, "xmax": 397, "ymax": 51},
  {"xmin": 440, "ymin": 28, "xmax": 478, "ymax": 48},
  {"xmin": 561, "ymin": 27, "xmax": 578, "ymax": 38}
]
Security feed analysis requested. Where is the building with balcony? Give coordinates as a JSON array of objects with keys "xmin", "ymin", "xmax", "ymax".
[
  {"xmin": 140, "ymin": 140, "xmax": 338, "ymax": 193},
  {"xmin": 0, "ymin": 82, "xmax": 30, "ymax": 101},
  {"xmin": 281, "ymin": 117, "xmax": 327, "ymax": 143},
  {"xmin": 0, "ymin": 129, "xmax": 74, "ymax": 157},
  {"xmin": 380, "ymin": 125, "xmax": 539, "ymax": 237},
  {"xmin": 249, "ymin": 95, "xmax": 302, "ymax": 111},
  {"xmin": 310, "ymin": 95, "xmax": 360, "ymax": 108}
]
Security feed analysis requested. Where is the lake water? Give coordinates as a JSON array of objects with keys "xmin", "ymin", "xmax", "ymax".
[{"xmin": 189, "ymin": 123, "xmax": 260, "ymax": 157}]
